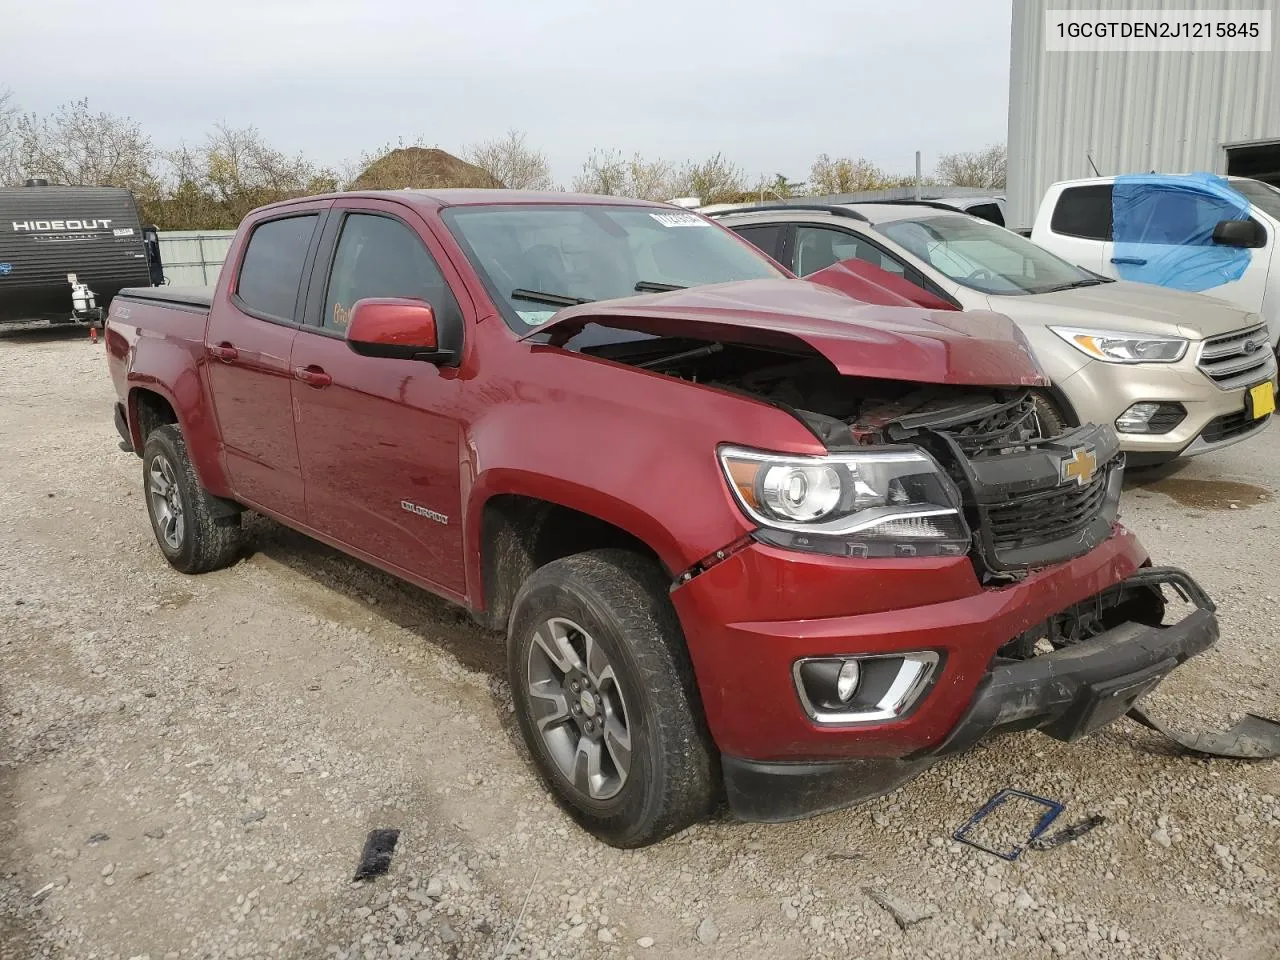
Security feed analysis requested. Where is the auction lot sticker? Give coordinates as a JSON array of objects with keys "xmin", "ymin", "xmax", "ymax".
[{"xmin": 1046, "ymin": 9, "xmax": 1272, "ymax": 51}]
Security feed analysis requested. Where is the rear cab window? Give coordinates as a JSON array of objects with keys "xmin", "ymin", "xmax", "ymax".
[
  {"xmin": 1049, "ymin": 185, "xmax": 1114, "ymax": 241},
  {"xmin": 964, "ymin": 203, "xmax": 1005, "ymax": 226},
  {"xmin": 235, "ymin": 215, "xmax": 319, "ymax": 321}
]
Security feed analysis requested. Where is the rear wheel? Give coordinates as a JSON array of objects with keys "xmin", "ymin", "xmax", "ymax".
[
  {"xmin": 142, "ymin": 425, "xmax": 243, "ymax": 574},
  {"xmin": 507, "ymin": 549, "xmax": 715, "ymax": 847}
]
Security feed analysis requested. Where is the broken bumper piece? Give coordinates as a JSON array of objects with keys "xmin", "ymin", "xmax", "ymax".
[{"xmin": 723, "ymin": 568, "xmax": 1218, "ymax": 822}]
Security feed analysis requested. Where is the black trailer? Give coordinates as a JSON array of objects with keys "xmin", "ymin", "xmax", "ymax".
[{"xmin": 0, "ymin": 183, "xmax": 154, "ymax": 326}]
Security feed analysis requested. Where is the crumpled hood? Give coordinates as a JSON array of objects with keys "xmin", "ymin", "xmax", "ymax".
[
  {"xmin": 991, "ymin": 281, "xmax": 1258, "ymax": 340},
  {"xmin": 530, "ymin": 279, "xmax": 1047, "ymax": 387}
]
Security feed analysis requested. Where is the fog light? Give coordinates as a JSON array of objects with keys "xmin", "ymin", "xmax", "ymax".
[
  {"xmin": 1116, "ymin": 402, "xmax": 1186, "ymax": 434},
  {"xmin": 794, "ymin": 652, "xmax": 939, "ymax": 724},
  {"xmin": 836, "ymin": 660, "xmax": 861, "ymax": 702}
]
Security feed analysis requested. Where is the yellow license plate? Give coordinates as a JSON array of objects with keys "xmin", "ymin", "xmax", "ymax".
[{"xmin": 1249, "ymin": 381, "xmax": 1276, "ymax": 419}]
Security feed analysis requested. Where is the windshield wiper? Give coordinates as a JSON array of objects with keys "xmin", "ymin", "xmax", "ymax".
[
  {"xmin": 634, "ymin": 280, "xmax": 686, "ymax": 293},
  {"xmin": 1041, "ymin": 278, "xmax": 1109, "ymax": 293},
  {"xmin": 511, "ymin": 288, "xmax": 593, "ymax": 307}
]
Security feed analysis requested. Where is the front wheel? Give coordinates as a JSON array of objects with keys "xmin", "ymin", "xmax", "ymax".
[
  {"xmin": 1030, "ymin": 390, "xmax": 1072, "ymax": 437},
  {"xmin": 507, "ymin": 549, "xmax": 715, "ymax": 847}
]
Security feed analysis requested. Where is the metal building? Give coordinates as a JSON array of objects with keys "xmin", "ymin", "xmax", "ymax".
[{"xmin": 1007, "ymin": 0, "xmax": 1280, "ymax": 228}]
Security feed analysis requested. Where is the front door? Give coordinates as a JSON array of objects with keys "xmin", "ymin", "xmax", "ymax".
[
  {"xmin": 289, "ymin": 202, "xmax": 468, "ymax": 596},
  {"xmin": 1105, "ymin": 181, "xmax": 1271, "ymax": 311},
  {"xmin": 204, "ymin": 210, "xmax": 324, "ymax": 520}
]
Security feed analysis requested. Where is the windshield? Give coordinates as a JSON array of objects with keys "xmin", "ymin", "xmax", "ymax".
[
  {"xmin": 443, "ymin": 204, "xmax": 784, "ymax": 329},
  {"xmin": 875, "ymin": 214, "xmax": 1099, "ymax": 295},
  {"xmin": 1230, "ymin": 178, "xmax": 1280, "ymax": 220}
]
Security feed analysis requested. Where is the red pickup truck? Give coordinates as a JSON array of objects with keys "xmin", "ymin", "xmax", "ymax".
[{"xmin": 106, "ymin": 190, "xmax": 1217, "ymax": 847}]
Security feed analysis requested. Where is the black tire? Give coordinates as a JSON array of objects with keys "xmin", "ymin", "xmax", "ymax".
[
  {"xmin": 1031, "ymin": 390, "xmax": 1071, "ymax": 437},
  {"xmin": 507, "ymin": 549, "xmax": 715, "ymax": 847},
  {"xmin": 141, "ymin": 424, "xmax": 243, "ymax": 574}
]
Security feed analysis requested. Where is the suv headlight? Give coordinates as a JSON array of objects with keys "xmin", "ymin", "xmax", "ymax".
[
  {"xmin": 1050, "ymin": 326, "xmax": 1188, "ymax": 363},
  {"xmin": 718, "ymin": 445, "xmax": 970, "ymax": 557}
]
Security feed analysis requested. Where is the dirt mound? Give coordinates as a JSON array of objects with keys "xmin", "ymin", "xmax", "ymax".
[{"xmin": 349, "ymin": 147, "xmax": 503, "ymax": 191}]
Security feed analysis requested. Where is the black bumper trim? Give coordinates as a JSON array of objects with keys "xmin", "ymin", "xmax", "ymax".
[
  {"xmin": 722, "ymin": 568, "xmax": 1218, "ymax": 823},
  {"xmin": 113, "ymin": 402, "xmax": 133, "ymax": 451}
]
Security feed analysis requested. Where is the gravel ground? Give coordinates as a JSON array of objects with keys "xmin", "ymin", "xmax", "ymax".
[{"xmin": 1, "ymin": 329, "xmax": 1278, "ymax": 960}]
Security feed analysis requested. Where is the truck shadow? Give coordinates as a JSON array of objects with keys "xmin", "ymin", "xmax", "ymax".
[{"xmin": 239, "ymin": 513, "xmax": 520, "ymax": 726}]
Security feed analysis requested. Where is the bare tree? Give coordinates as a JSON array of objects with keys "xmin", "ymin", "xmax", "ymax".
[
  {"xmin": 200, "ymin": 123, "xmax": 338, "ymax": 222},
  {"xmin": 146, "ymin": 124, "xmax": 340, "ymax": 229},
  {"xmin": 16, "ymin": 98, "xmax": 157, "ymax": 194},
  {"xmin": 0, "ymin": 88, "xmax": 20, "ymax": 186},
  {"xmin": 571, "ymin": 149, "xmax": 672, "ymax": 200},
  {"xmin": 808, "ymin": 154, "xmax": 904, "ymax": 195},
  {"xmin": 936, "ymin": 143, "xmax": 1006, "ymax": 189},
  {"xmin": 753, "ymin": 173, "xmax": 805, "ymax": 200},
  {"xmin": 464, "ymin": 129, "xmax": 553, "ymax": 190},
  {"xmin": 670, "ymin": 153, "xmax": 747, "ymax": 204}
]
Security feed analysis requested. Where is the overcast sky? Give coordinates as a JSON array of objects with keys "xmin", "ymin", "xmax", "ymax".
[{"xmin": 4, "ymin": 0, "xmax": 1012, "ymax": 184}]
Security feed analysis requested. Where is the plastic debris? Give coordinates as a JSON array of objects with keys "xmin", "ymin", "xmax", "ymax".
[
  {"xmin": 864, "ymin": 887, "xmax": 936, "ymax": 929},
  {"xmin": 953, "ymin": 789, "xmax": 1064, "ymax": 861},
  {"xmin": 1128, "ymin": 705, "xmax": 1280, "ymax": 759},
  {"xmin": 1029, "ymin": 814, "xmax": 1107, "ymax": 851},
  {"xmin": 352, "ymin": 828, "xmax": 400, "ymax": 880}
]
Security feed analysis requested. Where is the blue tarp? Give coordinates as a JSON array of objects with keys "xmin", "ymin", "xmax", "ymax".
[{"xmin": 1112, "ymin": 173, "xmax": 1252, "ymax": 292}]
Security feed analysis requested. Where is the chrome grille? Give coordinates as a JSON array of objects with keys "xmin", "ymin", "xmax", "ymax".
[{"xmin": 1197, "ymin": 324, "xmax": 1276, "ymax": 391}]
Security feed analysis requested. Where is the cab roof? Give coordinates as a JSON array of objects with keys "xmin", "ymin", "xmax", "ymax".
[{"xmin": 257, "ymin": 189, "xmax": 670, "ymax": 216}]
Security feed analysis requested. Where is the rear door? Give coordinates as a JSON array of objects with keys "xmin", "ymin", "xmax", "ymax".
[
  {"xmin": 204, "ymin": 205, "xmax": 327, "ymax": 520},
  {"xmin": 289, "ymin": 198, "xmax": 469, "ymax": 597},
  {"xmin": 1040, "ymin": 184, "xmax": 1111, "ymax": 274}
]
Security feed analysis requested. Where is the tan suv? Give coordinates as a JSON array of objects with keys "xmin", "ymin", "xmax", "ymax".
[{"xmin": 716, "ymin": 202, "xmax": 1276, "ymax": 465}]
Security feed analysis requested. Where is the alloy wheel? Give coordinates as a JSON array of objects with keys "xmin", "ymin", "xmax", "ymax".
[{"xmin": 525, "ymin": 616, "xmax": 632, "ymax": 800}]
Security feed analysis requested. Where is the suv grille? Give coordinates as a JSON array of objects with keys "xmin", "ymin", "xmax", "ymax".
[
  {"xmin": 1200, "ymin": 409, "xmax": 1271, "ymax": 444},
  {"xmin": 1197, "ymin": 325, "xmax": 1276, "ymax": 391}
]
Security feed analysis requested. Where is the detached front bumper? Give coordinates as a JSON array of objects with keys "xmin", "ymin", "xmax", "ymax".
[{"xmin": 721, "ymin": 571, "xmax": 1216, "ymax": 822}]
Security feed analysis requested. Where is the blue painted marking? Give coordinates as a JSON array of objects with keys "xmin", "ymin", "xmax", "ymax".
[{"xmin": 0, "ymin": 263, "xmax": 12, "ymax": 276}]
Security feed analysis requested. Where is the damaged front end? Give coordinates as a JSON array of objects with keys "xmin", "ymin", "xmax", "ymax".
[{"xmin": 937, "ymin": 567, "xmax": 1218, "ymax": 755}]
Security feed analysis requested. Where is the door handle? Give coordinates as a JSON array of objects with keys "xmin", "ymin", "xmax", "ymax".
[
  {"xmin": 208, "ymin": 342, "xmax": 239, "ymax": 362},
  {"xmin": 1110, "ymin": 256, "xmax": 1148, "ymax": 266},
  {"xmin": 294, "ymin": 365, "xmax": 332, "ymax": 388}
]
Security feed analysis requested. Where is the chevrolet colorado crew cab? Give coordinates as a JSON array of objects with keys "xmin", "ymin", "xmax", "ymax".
[{"xmin": 105, "ymin": 190, "xmax": 1218, "ymax": 847}]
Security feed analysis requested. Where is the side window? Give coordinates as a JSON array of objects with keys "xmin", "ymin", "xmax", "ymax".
[
  {"xmin": 731, "ymin": 223, "xmax": 784, "ymax": 260},
  {"xmin": 794, "ymin": 225, "xmax": 907, "ymax": 277},
  {"xmin": 966, "ymin": 203, "xmax": 1005, "ymax": 227},
  {"xmin": 1132, "ymin": 189, "xmax": 1244, "ymax": 246},
  {"xmin": 236, "ymin": 215, "xmax": 318, "ymax": 320},
  {"xmin": 1049, "ymin": 185, "xmax": 1113, "ymax": 240},
  {"xmin": 323, "ymin": 213, "xmax": 460, "ymax": 332}
]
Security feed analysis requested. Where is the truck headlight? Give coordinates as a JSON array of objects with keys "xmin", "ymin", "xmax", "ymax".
[
  {"xmin": 718, "ymin": 445, "xmax": 970, "ymax": 557},
  {"xmin": 1050, "ymin": 326, "xmax": 1188, "ymax": 363}
]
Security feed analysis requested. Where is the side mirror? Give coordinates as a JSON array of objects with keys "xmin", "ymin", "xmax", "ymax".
[
  {"xmin": 346, "ymin": 298, "xmax": 455, "ymax": 363},
  {"xmin": 1212, "ymin": 219, "xmax": 1265, "ymax": 248}
]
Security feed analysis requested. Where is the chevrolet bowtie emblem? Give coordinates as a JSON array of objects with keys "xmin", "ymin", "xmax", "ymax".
[{"xmin": 1061, "ymin": 446, "xmax": 1098, "ymax": 487}]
